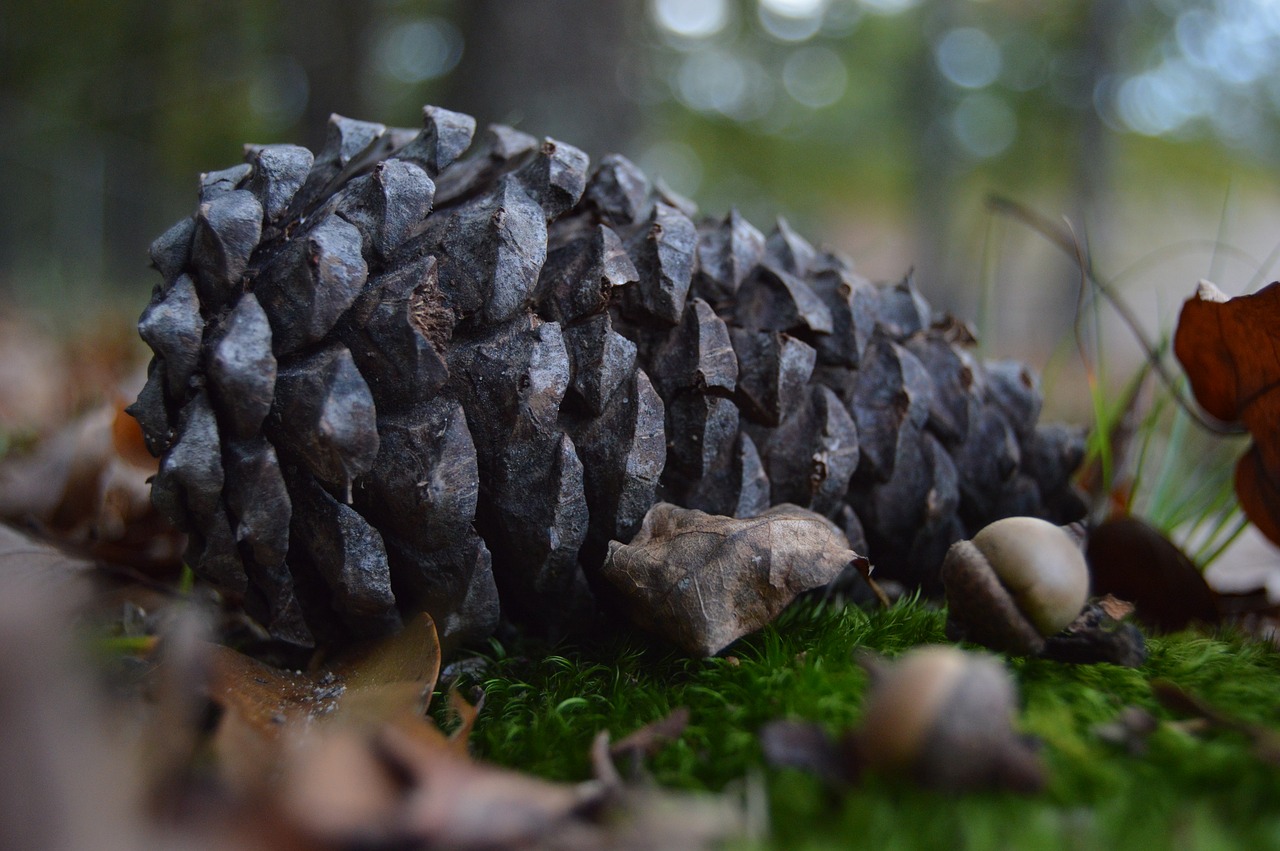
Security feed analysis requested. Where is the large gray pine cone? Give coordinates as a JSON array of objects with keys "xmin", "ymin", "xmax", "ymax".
[{"xmin": 129, "ymin": 105, "xmax": 1086, "ymax": 649}]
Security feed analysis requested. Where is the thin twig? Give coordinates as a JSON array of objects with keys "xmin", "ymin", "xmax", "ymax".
[{"xmin": 985, "ymin": 194, "xmax": 1243, "ymax": 436}]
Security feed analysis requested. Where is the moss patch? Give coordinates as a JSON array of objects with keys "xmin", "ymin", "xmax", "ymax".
[{"xmin": 453, "ymin": 598, "xmax": 1280, "ymax": 849}]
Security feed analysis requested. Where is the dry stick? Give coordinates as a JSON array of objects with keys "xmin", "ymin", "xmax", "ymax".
[{"xmin": 985, "ymin": 195, "xmax": 1243, "ymax": 437}]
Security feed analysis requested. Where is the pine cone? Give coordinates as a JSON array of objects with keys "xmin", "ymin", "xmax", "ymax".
[{"xmin": 129, "ymin": 105, "xmax": 1086, "ymax": 649}]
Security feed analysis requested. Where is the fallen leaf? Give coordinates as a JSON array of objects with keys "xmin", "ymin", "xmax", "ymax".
[
  {"xmin": 381, "ymin": 717, "xmax": 601, "ymax": 848},
  {"xmin": 1174, "ymin": 280, "xmax": 1280, "ymax": 546},
  {"xmin": 601, "ymin": 707, "xmax": 693, "ymax": 782},
  {"xmin": 0, "ymin": 522, "xmax": 100, "ymax": 608},
  {"xmin": 210, "ymin": 612, "xmax": 441, "ymax": 733},
  {"xmin": 328, "ymin": 611, "xmax": 444, "ymax": 729},
  {"xmin": 207, "ymin": 645, "xmax": 325, "ymax": 737},
  {"xmin": 600, "ymin": 502, "xmax": 863, "ymax": 656},
  {"xmin": 278, "ymin": 727, "xmax": 401, "ymax": 841},
  {"xmin": 204, "ymin": 612, "xmax": 442, "ymax": 786},
  {"xmin": 0, "ymin": 398, "xmax": 182, "ymax": 574},
  {"xmin": 1085, "ymin": 516, "xmax": 1219, "ymax": 632}
]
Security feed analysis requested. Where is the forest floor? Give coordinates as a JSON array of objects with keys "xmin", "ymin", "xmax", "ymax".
[{"xmin": 3, "ymin": 305, "xmax": 1280, "ymax": 850}]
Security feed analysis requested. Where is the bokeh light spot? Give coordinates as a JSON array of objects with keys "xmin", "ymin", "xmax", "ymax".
[
  {"xmin": 651, "ymin": 0, "xmax": 730, "ymax": 40},
  {"xmin": 859, "ymin": 0, "xmax": 920, "ymax": 14},
  {"xmin": 374, "ymin": 17, "xmax": 463, "ymax": 84},
  {"xmin": 951, "ymin": 92, "xmax": 1016, "ymax": 158},
  {"xmin": 782, "ymin": 46, "xmax": 848, "ymax": 108},
  {"xmin": 761, "ymin": 0, "xmax": 828, "ymax": 17},
  {"xmin": 639, "ymin": 140, "xmax": 704, "ymax": 197},
  {"xmin": 935, "ymin": 27, "xmax": 1001, "ymax": 89}
]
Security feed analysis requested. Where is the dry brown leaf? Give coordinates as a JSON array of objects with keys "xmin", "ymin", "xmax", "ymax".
[
  {"xmin": 1174, "ymin": 280, "xmax": 1280, "ymax": 546},
  {"xmin": 1096, "ymin": 594, "xmax": 1137, "ymax": 621},
  {"xmin": 758, "ymin": 719, "xmax": 852, "ymax": 785},
  {"xmin": 271, "ymin": 689, "xmax": 747, "ymax": 850},
  {"xmin": 601, "ymin": 502, "xmax": 863, "ymax": 655},
  {"xmin": 329, "ymin": 611, "xmax": 444, "ymax": 729},
  {"xmin": 0, "ymin": 522, "xmax": 100, "ymax": 611},
  {"xmin": 278, "ymin": 727, "xmax": 401, "ymax": 841},
  {"xmin": 0, "ymin": 399, "xmax": 182, "ymax": 573},
  {"xmin": 207, "ymin": 645, "xmax": 324, "ymax": 736},
  {"xmin": 204, "ymin": 612, "xmax": 442, "ymax": 787},
  {"xmin": 380, "ymin": 718, "xmax": 599, "ymax": 848},
  {"xmin": 208, "ymin": 612, "xmax": 442, "ymax": 735}
]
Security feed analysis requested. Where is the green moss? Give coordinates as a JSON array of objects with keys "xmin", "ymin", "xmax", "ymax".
[{"xmin": 453, "ymin": 599, "xmax": 1280, "ymax": 849}]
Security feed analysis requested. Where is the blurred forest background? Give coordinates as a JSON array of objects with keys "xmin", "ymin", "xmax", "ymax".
[{"xmin": 3, "ymin": 0, "xmax": 1280, "ymax": 389}]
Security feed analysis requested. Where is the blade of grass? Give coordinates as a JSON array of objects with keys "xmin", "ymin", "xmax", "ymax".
[{"xmin": 1195, "ymin": 512, "xmax": 1248, "ymax": 567}]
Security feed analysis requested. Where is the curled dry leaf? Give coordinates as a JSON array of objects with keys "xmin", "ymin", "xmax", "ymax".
[
  {"xmin": 1174, "ymin": 280, "xmax": 1280, "ymax": 546},
  {"xmin": 282, "ymin": 695, "xmax": 744, "ymax": 851},
  {"xmin": 380, "ymin": 718, "xmax": 601, "ymax": 849},
  {"xmin": 602, "ymin": 706, "xmax": 692, "ymax": 782},
  {"xmin": 210, "ymin": 611, "xmax": 442, "ymax": 733},
  {"xmin": 600, "ymin": 502, "xmax": 866, "ymax": 656}
]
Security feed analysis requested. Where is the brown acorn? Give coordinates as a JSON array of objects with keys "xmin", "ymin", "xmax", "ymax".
[
  {"xmin": 855, "ymin": 646, "xmax": 1045, "ymax": 792},
  {"xmin": 942, "ymin": 516, "xmax": 1090, "ymax": 656}
]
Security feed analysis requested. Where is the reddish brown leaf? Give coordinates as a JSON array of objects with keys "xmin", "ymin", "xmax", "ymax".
[
  {"xmin": 1174, "ymin": 280, "xmax": 1280, "ymax": 546},
  {"xmin": 111, "ymin": 400, "xmax": 155, "ymax": 468},
  {"xmin": 278, "ymin": 728, "xmax": 401, "ymax": 840},
  {"xmin": 207, "ymin": 645, "xmax": 322, "ymax": 737},
  {"xmin": 205, "ymin": 612, "xmax": 442, "ymax": 787},
  {"xmin": 1235, "ymin": 445, "xmax": 1280, "ymax": 548}
]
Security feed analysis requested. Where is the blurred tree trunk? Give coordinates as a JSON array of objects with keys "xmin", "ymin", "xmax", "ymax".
[
  {"xmin": 1072, "ymin": 0, "xmax": 1120, "ymax": 258},
  {"xmin": 906, "ymin": 2, "xmax": 961, "ymax": 310},
  {"xmin": 281, "ymin": 0, "xmax": 376, "ymax": 152},
  {"xmin": 444, "ymin": 0, "xmax": 643, "ymax": 160}
]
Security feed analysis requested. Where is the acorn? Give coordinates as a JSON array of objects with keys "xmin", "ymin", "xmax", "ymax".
[
  {"xmin": 941, "ymin": 516, "xmax": 1090, "ymax": 656},
  {"xmin": 855, "ymin": 646, "xmax": 1044, "ymax": 792}
]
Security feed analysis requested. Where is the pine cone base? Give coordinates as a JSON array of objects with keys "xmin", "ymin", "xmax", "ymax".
[{"xmin": 130, "ymin": 105, "xmax": 1086, "ymax": 649}]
